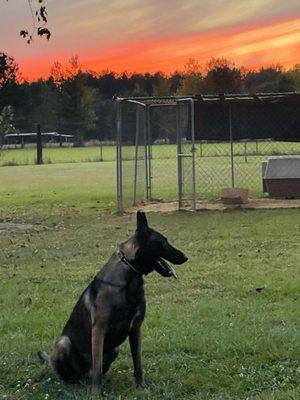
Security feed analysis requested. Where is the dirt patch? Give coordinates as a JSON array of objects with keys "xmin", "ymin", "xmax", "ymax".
[
  {"xmin": 0, "ymin": 222, "xmax": 36, "ymax": 234},
  {"xmin": 128, "ymin": 198, "xmax": 300, "ymax": 213}
]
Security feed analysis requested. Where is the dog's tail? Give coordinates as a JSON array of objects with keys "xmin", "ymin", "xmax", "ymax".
[{"xmin": 37, "ymin": 350, "xmax": 51, "ymax": 365}]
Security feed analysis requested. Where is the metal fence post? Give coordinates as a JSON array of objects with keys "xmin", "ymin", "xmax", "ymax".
[
  {"xmin": 133, "ymin": 106, "xmax": 140, "ymax": 205},
  {"xmin": 229, "ymin": 105, "xmax": 235, "ymax": 188},
  {"xmin": 143, "ymin": 107, "xmax": 149, "ymax": 202},
  {"xmin": 146, "ymin": 105, "xmax": 152, "ymax": 201},
  {"xmin": 176, "ymin": 102, "xmax": 183, "ymax": 209},
  {"xmin": 116, "ymin": 101, "xmax": 123, "ymax": 213},
  {"xmin": 190, "ymin": 100, "xmax": 196, "ymax": 211}
]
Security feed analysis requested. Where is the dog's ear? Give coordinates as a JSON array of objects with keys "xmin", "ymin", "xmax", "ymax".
[{"xmin": 136, "ymin": 211, "xmax": 148, "ymax": 232}]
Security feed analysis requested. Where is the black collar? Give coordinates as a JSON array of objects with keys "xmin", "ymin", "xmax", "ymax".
[{"xmin": 117, "ymin": 250, "xmax": 143, "ymax": 276}]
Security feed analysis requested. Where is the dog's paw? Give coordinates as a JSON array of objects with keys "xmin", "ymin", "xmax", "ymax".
[
  {"xmin": 91, "ymin": 386, "xmax": 102, "ymax": 398},
  {"xmin": 37, "ymin": 351, "xmax": 50, "ymax": 364},
  {"xmin": 136, "ymin": 382, "xmax": 150, "ymax": 389}
]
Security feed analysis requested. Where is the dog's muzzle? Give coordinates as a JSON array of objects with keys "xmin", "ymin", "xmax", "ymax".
[{"xmin": 153, "ymin": 258, "xmax": 178, "ymax": 279}]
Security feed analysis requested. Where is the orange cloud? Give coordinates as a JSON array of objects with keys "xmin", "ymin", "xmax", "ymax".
[{"xmin": 19, "ymin": 14, "xmax": 300, "ymax": 80}]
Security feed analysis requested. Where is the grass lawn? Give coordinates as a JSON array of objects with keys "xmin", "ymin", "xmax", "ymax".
[
  {"xmin": 1, "ymin": 142, "xmax": 299, "ymax": 167},
  {"xmin": 1, "ymin": 141, "xmax": 299, "ymax": 205},
  {"xmin": 0, "ymin": 146, "xmax": 116, "ymax": 166},
  {"xmin": 0, "ymin": 161, "xmax": 300, "ymax": 400},
  {"xmin": 0, "ymin": 162, "xmax": 118, "ymax": 218}
]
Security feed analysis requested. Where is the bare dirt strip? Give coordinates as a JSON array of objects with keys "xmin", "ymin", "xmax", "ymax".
[{"xmin": 128, "ymin": 198, "xmax": 300, "ymax": 213}]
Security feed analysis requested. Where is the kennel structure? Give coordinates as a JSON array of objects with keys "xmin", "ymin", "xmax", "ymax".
[
  {"xmin": 115, "ymin": 93, "xmax": 300, "ymax": 212},
  {"xmin": 263, "ymin": 156, "xmax": 300, "ymax": 198}
]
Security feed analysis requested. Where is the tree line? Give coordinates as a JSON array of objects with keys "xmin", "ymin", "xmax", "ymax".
[{"xmin": 1, "ymin": 52, "xmax": 300, "ymax": 144}]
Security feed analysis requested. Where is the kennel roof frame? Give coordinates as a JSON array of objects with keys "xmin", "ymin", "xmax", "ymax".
[{"xmin": 115, "ymin": 92, "xmax": 300, "ymax": 106}]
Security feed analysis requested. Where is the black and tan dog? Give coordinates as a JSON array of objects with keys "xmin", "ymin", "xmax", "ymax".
[{"xmin": 38, "ymin": 211, "xmax": 187, "ymax": 393}]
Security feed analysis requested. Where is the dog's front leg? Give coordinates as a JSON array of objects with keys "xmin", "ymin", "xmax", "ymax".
[
  {"xmin": 91, "ymin": 324, "xmax": 105, "ymax": 394},
  {"xmin": 129, "ymin": 325, "xmax": 148, "ymax": 389}
]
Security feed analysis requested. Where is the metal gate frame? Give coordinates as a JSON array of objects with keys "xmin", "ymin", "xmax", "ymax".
[
  {"xmin": 116, "ymin": 98, "xmax": 148, "ymax": 213},
  {"xmin": 115, "ymin": 96, "xmax": 197, "ymax": 213},
  {"xmin": 176, "ymin": 98, "xmax": 196, "ymax": 211}
]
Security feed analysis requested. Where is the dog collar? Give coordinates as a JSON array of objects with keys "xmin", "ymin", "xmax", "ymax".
[{"xmin": 117, "ymin": 251, "xmax": 143, "ymax": 276}]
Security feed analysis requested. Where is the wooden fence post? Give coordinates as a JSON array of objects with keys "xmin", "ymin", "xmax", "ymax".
[{"xmin": 36, "ymin": 124, "xmax": 43, "ymax": 164}]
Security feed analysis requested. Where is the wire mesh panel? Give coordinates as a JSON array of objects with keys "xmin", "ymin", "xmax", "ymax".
[
  {"xmin": 116, "ymin": 101, "xmax": 147, "ymax": 212},
  {"xmin": 148, "ymin": 105, "xmax": 178, "ymax": 202},
  {"xmin": 194, "ymin": 96, "xmax": 300, "ymax": 200},
  {"xmin": 229, "ymin": 102, "xmax": 300, "ymax": 197},
  {"xmin": 177, "ymin": 100, "xmax": 196, "ymax": 208},
  {"xmin": 195, "ymin": 104, "xmax": 233, "ymax": 201}
]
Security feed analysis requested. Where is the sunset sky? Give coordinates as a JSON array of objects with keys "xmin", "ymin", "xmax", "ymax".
[{"xmin": 1, "ymin": 0, "xmax": 300, "ymax": 80}]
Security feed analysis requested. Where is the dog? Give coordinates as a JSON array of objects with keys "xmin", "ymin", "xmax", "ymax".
[{"xmin": 38, "ymin": 211, "xmax": 188, "ymax": 393}]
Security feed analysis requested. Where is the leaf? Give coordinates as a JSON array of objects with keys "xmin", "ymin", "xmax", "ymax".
[
  {"xmin": 37, "ymin": 27, "xmax": 51, "ymax": 40},
  {"xmin": 20, "ymin": 30, "xmax": 28, "ymax": 38}
]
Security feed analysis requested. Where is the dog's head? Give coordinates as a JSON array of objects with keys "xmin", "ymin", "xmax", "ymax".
[{"xmin": 120, "ymin": 211, "xmax": 188, "ymax": 277}]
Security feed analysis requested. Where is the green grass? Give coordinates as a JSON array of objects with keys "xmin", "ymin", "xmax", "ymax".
[
  {"xmin": 0, "ymin": 162, "xmax": 116, "ymax": 217},
  {"xmin": 1, "ymin": 142, "xmax": 299, "ymax": 167},
  {"xmin": 0, "ymin": 146, "xmax": 116, "ymax": 166},
  {"xmin": 1, "ymin": 141, "xmax": 299, "ymax": 205},
  {"xmin": 0, "ymin": 208, "xmax": 299, "ymax": 400},
  {"xmin": 0, "ymin": 160, "xmax": 299, "ymax": 399}
]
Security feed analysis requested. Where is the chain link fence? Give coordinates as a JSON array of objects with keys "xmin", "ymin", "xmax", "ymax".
[
  {"xmin": 195, "ymin": 139, "xmax": 300, "ymax": 200},
  {"xmin": 194, "ymin": 96, "xmax": 300, "ymax": 200},
  {"xmin": 116, "ymin": 93, "xmax": 300, "ymax": 212}
]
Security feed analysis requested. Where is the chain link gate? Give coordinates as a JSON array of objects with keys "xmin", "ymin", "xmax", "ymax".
[
  {"xmin": 116, "ymin": 99, "xmax": 149, "ymax": 213},
  {"xmin": 116, "ymin": 97, "xmax": 197, "ymax": 213},
  {"xmin": 176, "ymin": 99, "xmax": 196, "ymax": 210}
]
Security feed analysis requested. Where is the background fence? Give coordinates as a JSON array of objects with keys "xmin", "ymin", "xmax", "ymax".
[
  {"xmin": 0, "ymin": 139, "xmax": 116, "ymax": 166},
  {"xmin": 1, "ymin": 94, "xmax": 299, "ymax": 210}
]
